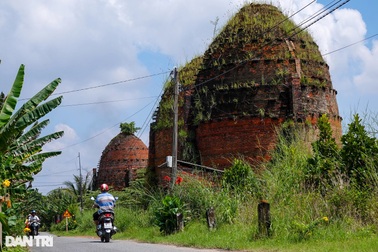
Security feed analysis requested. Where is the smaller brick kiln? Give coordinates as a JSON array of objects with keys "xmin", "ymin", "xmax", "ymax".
[
  {"xmin": 148, "ymin": 3, "xmax": 342, "ymax": 186},
  {"xmin": 93, "ymin": 131, "xmax": 148, "ymax": 190}
]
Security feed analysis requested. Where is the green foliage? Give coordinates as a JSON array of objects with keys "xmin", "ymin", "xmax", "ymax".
[
  {"xmin": 306, "ymin": 114, "xmax": 341, "ymax": 193},
  {"xmin": 341, "ymin": 114, "xmax": 378, "ymax": 189},
  {"xmin": 50, "ymin": 217, "xmax": 78, "ymax": 231},
  {"xmin": 265, "ymin": 126, "xmax": 310, "ymax": 196},
  {"xmin": 153, "ymin": 195, "xmax": 187, "ymax": 235},
  {"xmin": 291, "ymin": 217, "xmax": 329, "ymax": 242},
  {"xmin": 48, "ymin": 114, "xmax": 378, "ymax": 252},
  {"xmin": 120, "ymin": 121, "xmax": 140, "ymax": 135},
  {"xmin": 41, "ymin": 188, "xmax": 78, "ymax": 229},
  {"xmin": 53, "ymin": 113, "xmax": 378, "ymax": 250},
  {"xmin": 216, "ymin": 192, "xmax": 239, "ymax": 225},
  {"xmin": 120, "ymin": 184, "xmax": 159, "ymax": 210},
  {"xmin": 63, "ymin": 173, "xmax": 92, "ymax": 205},
  {"xmin": 0, "ymin": 64, "xmax": 64, "ymax": 187},
  {"xmin": 169, "ymin": 174, "xmax": 213, "ymax": 219},
  {"xmin": 165, "ymin": 172, "xmax": 240, "ymax": 226},
  {"xmin": 222, "ymin": 159, "xmax": 262, "ymax": 199},
  {"xmin": 0, "ymin": 64, "xmax": 64, "ymax": 248}
]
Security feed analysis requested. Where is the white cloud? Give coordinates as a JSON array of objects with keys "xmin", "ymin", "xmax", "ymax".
[
  {"xmin": 269, "ymin": 1, "xmax": 378, "ymax": 104},
  {"xmin": 43, "ymin": 123, "xmax": 78, "ymax": 151},
  {"xmin": 354, "ymin": 40, "xmax": 378, "ymax": 94},
  {"xmin": 2, "ymin": 0, "xmax": 376, "ymax": 194}
]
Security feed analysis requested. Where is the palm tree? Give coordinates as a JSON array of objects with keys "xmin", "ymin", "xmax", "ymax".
[
  {"xmin": 63, "ymin": 173, "xmax": 92, "ymax": 205},
  {"xmin": 0, "ymin": 64, "xmax": 64, "ymax": 187}
]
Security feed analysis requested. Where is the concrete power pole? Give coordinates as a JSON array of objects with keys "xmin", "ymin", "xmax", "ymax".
[
  {"xmin": 78, "ymin": 152, "xmax": 83, "ymax": 213},
  {"xmin": 170, "ymin": 67, "xmax": 179, "ymax": 190}
]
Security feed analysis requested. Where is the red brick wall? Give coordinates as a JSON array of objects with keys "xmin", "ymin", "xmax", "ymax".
[
  {"xmin": 196, "ymin": 117, "xmax": 284, "ymax": 168},
  {"xmin": 96, "ymin": 134, "xmax": 148, "ymax": 190}
]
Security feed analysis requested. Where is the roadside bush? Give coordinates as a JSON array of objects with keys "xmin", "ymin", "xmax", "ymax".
[
  {"xmin": 171, "ymin": 172, "xmax": 216, "ymax": 219},
  {"xmin": 50, "ymin": 217, "xmax": 78, "ymax": 232},
  {"xmin": 153, "ymin": 195, "xmax": 188, "ymax": 235},
  {"xmin": 222, "ymin": 158, "xmax": 262, "ymax": 200}
]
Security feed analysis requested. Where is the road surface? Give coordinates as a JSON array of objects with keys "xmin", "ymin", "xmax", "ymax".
[{"xmin": 27, "ymin": 232, "xmax": 228, "ymax": 252}]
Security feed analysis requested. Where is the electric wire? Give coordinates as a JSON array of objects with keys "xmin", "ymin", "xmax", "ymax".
[
  {"xmin": 35, "ymin": 169, "xmax": 78, "ymax": 177},
  {"xmin": 59, "ymin": 96, "xmax": 158, "ymax": 108},
  {"xmin": 289, "ymin": 0, "xmax": 350, "ymax": 38},
  {"xmin": 54, "ymin": 70, "xmax": 170, "ymax": 96},
  {"xmin": 21, "ymin": 0, "xmax": 348, "ymax": 192},
  {"xmin": 18, "ymin": 70, "xmax": 170, "ymax": 101},
  {"xmin": 265, "ymin": 0, "xmax": 317, "ymax": 35},
  {"xmin": 322, "ymin": 33, "xmax": 378, "ymax": 56},
  {"xmin": 192, "ymin": 0, "xmax": 333, "ymax": 90},
  {"xmin": 35, "ymin": 0, "xmax": 358, "ymax": 191},
  {"xmin": 188, "ymin": 0, "xmax": 352, "ymax": 120},
  {"xmin": 295, "ymin": 0, "xmax": 341, "ymax": 29},
  {"xmin": 39, "ymin": 0, "xmax": 354, "ymax": 153},
  {"xmin": 56, "ymin": 99, "xmax": 157, "ymax": 150}
]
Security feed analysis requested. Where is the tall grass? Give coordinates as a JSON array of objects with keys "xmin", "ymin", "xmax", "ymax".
[{"xmin": 52, "ymin": 125, "xmax": 378, "ymax": 251}]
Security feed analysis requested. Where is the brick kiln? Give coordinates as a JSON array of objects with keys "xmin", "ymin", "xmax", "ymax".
[
  {"xmin": 148, "ymin": 3, "xmax": 342, "ymax": 185},
  {"xmin": 93, "ymin": 132, "xmax": 148, "ymax": 190}
]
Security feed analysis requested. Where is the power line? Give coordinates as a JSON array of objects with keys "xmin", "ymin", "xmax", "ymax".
[
  {"xmin": 265, "ymin": 0, "xmax": 317, "ymax": 35},
  {"xmin": 59, "ymin": 96, "xmax": 158, "ymax": 107},
  {"xmin": 56, "ymin": 99, "xmax": 157, "ymax": 150},
  {"xmin": 322, "ymin": 33, "xmax": 378, "ymax": 56},
  {"xmin": 192, "ymin": 0, "xmax": 327, "ymax": 90},
  {"xmin": 18, "ymin": 70, "xmax": 170, "ymax": 101},
  {"xmin": 295, "ymin": 0, "xmax": 341, "ymax": 29},
  {"xmin": 32, "ymin": 184, "xmax": 65, "ymax": 187},
  {"xmin": 35, "ymin": 169, "xmax": 77, "ymax": 177},
  {"xmin": 183, "ymin": 0, "xmax": 352, "ymax": 122},
  {"xmin": 289, "ymin": 0, "xmax": 350, "ymax": 38},
  {"xmin": 38, "ymin": 0, "xmax": 354, "ymax": 156},
  {"xmin": 50, "ymin": 0, "xmax": 353, "ymax": 153},
  {"xmin": 53, "ymin": 70, "xmax": 170, "ymax": 96}
]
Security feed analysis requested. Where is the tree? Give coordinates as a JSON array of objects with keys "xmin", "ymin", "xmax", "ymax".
[
  {"xmin": 120, "ymin": 121, "xmax": 140, "ymax": 135},
  {"xmin": 0, "ymin": 64, "xmax": 64, "ymax": 187},
  {"xmin": 222, "ymin": 158, "xmax": 261, "ymax": 200},
  {"xmin": 44, "ymin": 188, "xmax": 77, "ymax": 228},
  {"xmin": 341, "ymin": 114, "xmax": 378, "ymax": 189},
  {"xmin": 63, "ymin": 173, "xmax": 92, "ymax": 205},
  {"xmin": 306, "ymin": 114, "xmax": 341, "ymax": 192}
]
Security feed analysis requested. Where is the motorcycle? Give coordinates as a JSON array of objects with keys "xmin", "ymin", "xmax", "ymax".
[
  {"xmin": 91, "ymin": 196, "xmax": 118, "ymax": 242},
  {"xmin": 27, "ymin": 221, "xmax": 39, "ymax": 238}
]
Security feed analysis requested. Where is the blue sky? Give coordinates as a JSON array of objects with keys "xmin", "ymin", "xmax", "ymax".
[{"xmin": 0, "ymin": 0, "xmax": 377, "ymax": 194}]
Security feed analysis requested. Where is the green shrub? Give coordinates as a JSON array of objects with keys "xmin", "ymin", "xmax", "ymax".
[
  {"xmin": 153, "ymin": 195, "xmax": 188, "ymax": 235},
  {"xmin": 50, "ymin": 217, "xmax": 78, "ymax": 232},
  {"xmin": 341, "ymin": 114, "xmax": 378, "ymax": 190},
  {"xmin": 306, "ymin": 114, "xmax": 341, "ymax": 194},
  {"xmin": 171, "ymin": 173, "xmax": 216, "ymax": 219},
  {"xmin": 222, "ymin": 159, "xmax": 262, "ymax": 200},
  {"xmin": 290, "ymin": 216, "xmax": 329, "ymax": 242}
]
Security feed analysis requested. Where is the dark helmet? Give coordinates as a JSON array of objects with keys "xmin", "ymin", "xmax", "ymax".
[
  {"xmin": 100, "ymin": 184, "xmax": 109, "ymax": 192},
  {"xmin": 31, "ymin": 210, "xmax": 36, "ymax": 214}
]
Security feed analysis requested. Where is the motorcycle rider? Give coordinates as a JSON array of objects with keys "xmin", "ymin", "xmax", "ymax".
[
  {"xmin": 25, "ymin": 210, "xmax": 40, "ymax": 235},
  {"xmin": 93, "ymin": 184, "xmax": 116, "ymax": 231}
]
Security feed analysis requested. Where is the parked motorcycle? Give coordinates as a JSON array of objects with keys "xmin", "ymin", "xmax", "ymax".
[{"xmin": 91, "ymin": 196, "xmax": 117, "ymax": 242}]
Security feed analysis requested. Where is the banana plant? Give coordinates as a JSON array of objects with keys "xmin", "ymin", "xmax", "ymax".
[{"xmin": 0, "ymin": 64, "xmax": 64, "ymax": 186}]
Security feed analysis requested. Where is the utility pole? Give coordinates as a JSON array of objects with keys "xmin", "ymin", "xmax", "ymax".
[
  {"xmin": 170, "ymin": 67, "xmax": 179, "ymax": 190},
  {"xmin": 78, "ymin": 152, "xmax": 83, "ymax": 213}
]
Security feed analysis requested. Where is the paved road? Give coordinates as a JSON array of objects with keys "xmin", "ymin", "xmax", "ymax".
[{"xmin": 28, "ymin": 232, "xmax": 228, "ymax": 252}]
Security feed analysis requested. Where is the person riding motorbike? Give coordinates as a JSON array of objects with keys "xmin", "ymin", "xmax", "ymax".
[
  {"xmin": 93, "ymin": 184, "xmax": 116, "ymax": 231},
  {"xmin": 25, "ymin": 210, "xmax": 40, "ymax": 235}
]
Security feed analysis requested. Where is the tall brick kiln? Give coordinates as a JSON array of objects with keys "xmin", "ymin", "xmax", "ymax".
[
  {"xmin": 93, "ymin": 131, "xmax": 148, "ymax": 190},
  {"xmin": 148, "ymin": 3, "xmax": 342, "ymax": 185}
]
